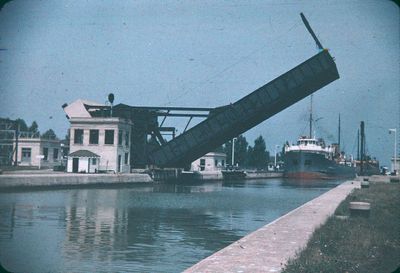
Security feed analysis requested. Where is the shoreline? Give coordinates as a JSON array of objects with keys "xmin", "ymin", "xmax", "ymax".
[{"xmin": 0, "ymin": 170, "xmax": 284, "ymax": 191}]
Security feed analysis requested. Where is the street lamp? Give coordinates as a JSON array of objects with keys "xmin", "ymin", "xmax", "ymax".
[
  {"xmin": 274, "ymin": 145, "xmax": 280, "ymax": 169},
  {"xmin": 231, "ymin": 137, "xmax": 237, "ymax": 167},
  {"xmin": 389, "ymin": 128, "xmax": 397, "ymax": 173}
]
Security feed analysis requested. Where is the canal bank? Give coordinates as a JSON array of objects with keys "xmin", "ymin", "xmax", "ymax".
[
  {"xmin": 0, "ymin": 169, "xmax": 284, "ymax": 190},
  {"xmin": 184, "ymin": 180, "xmax": 360, "ymax": 273},
  {"xmin": 0, "ymin": 172, "xmax": 153, "ymax": 190}
]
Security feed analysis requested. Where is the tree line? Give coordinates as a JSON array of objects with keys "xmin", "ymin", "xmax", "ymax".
[
  {"xmin": 13, "ymin": 118, "xmax": 58, "ymax": 139},
  {"xmin": 221, "ymin": 134, "xmax": 274, "ymax": 169}
]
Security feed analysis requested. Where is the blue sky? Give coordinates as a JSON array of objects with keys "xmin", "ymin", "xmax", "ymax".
[{"xmin": 0, "ymin": 0, "xmax": 399, "ymax": 166}]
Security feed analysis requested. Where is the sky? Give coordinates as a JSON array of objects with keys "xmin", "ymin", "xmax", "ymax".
[{"xmin": 0, "ymin": 0, "xmax": 399, "ymax": 166}]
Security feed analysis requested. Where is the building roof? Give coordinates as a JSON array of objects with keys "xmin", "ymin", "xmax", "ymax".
[
  {"xmin": 63, "ymin": 99, "xmax": 106, "ymax": 119},
  {"xmin": 68, "ymin": 150, "xmax": 100, "ymax": 158}
]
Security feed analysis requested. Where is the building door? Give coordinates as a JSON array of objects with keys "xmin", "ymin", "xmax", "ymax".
[
  {"xmin": 118, "ymin": 155, "xmax": 121, "ymax": 172},
  {"xmin": 72, "ymin": 158, "xmax": 79, "ymax": 173},
  {"xmin": 21, "ymin": 148, "xmax": 32, "ymax": 163}
]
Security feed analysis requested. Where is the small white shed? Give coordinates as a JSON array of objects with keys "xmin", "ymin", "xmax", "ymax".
[{"xmin": 67, "ymin": 150, "xmax": 100, "ymax": 173}]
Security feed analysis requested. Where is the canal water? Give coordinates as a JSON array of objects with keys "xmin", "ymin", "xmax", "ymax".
[{"xmin": 0, "ymin": 178, "xmax": 340, "ymax": 273}]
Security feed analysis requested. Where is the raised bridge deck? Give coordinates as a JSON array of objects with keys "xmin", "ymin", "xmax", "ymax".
[{"xmin": 148, "ymin": 50, "xmax": 339, "ymax": 167}]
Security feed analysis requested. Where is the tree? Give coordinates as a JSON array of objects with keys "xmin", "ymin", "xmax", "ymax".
[
  {"xmin": 14, "ymin": 118, "xmax": 28, "ymax": 131},
  {"xmin": 247, "ymin": 135, "xmax": 269, "ymax": 169},
  {"xmin": 28, "ymin": 121, "xmax": 39, "ymax": 134},
  {"xmin": 223, "ymin": 134, "xmax": 248, "ymax": 167},
  {"xmin": 41, "ymin": 129, "xmax": 57, "ymax": 139},
  {"xmin": 235, "ymin": 135, "xmax": 248, "ymax": 166},
  {"xmin": 246, "ymin": 146, "xmax": 254, "ymax": 167}
]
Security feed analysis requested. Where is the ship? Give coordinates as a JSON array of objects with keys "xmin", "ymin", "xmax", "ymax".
[
  {"xmin": 284, "ymin": 136, "xmax": 356, "ymax": 179},
  {"xmin": 283, "ymin": 96, "xmax": 356, "ymax": 179}
]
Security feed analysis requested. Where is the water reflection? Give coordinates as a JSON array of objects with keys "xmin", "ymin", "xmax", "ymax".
[{"xmin": 0, "ymin": 178, "xmax": 337, "ymax": 273}]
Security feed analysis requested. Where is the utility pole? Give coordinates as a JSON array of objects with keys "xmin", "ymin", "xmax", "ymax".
[
  {"xmin": 14, "ymin": 120, "xmax": 19, "ymax": 166},
  {"xmin": 274, "ymin": 145, "xmax": 280, "ymax": 168},
  {"xmin": 309, "ymin": 95, "xmax": 313, "ymax": 138},
  {"xmin": 338, "ymin": 114, "xmax": 341, "ymax": 150},
  {"xmin": 389, "ymin": 128, "xmax": 397, "ymax": 173},
  {"xmin": 357, "ymin": 129, "xmax": 360, "ymax": 161},
  {"xmin": 231, "ymin": 137, "xmax": 237, "ymax": 167},
  {"xmin": 360, "ymin": 121, "xmax": 365, "ymax": 175}
]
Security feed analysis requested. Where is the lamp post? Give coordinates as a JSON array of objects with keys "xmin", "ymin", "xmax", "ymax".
[
  {"xmin": 274, "ymin": 145, "xmax": 280, "ymax": 169},
  {"xmin": 231, "ymin": 137, "xmax": 237, "ymax": 167},
  {"xmin": 389, "ymin": 128, "xmax": 397, "ymax": 173}
]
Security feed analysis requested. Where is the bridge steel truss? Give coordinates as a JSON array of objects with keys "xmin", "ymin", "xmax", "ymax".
[{"xmin": 147, "ymin": 50, "xmax": 340, "ymax": 167}]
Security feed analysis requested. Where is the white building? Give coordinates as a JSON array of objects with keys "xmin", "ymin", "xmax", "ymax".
[
  {"xmin": 64, "ymin": 99, "xmax": 132, "ymax": 173},
  {"xmin": 67, "ymin": 150, "xmax": 100, "ymax": 173},
  {"xmin": 191, "ymin": 152, "xmax": 226, "ymax": 172},
  {"xmin": 13, "ymin": 133, "xmax": 61, "ymax": 168}
]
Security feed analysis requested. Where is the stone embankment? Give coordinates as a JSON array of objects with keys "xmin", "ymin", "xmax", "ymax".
[
  {"xmin": 184, "ymin": 180, "xmax": 360, "ymax": 273},
  {"xmin": 0, "ymin": 172, "xmax": 153, "ymax": 190}
]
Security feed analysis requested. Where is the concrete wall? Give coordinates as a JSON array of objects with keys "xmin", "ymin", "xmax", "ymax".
[
  {"xmin": 67, "ymin": 158, "xmax": 73, "ymax": 172},
  {"xmin": 0, "ymin": 173, "xmax": 153, "ymax": 190},
  {"xmin": 78, "ymin": 158, "xmax": 89, "ymax": 173},
  {"xmin": 68, "ymin": 117, "xmax": 132, "ymax": 173}
]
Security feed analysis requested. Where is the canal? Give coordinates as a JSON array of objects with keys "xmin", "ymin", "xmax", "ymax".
[{"xmin": 0, "ymin": 178, "xmax": 340, "ymax": 273}]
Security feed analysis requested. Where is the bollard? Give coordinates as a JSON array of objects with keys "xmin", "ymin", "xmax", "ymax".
[
  {"xmin": 335, "ymin": 215, "xmax": 349, "ymax": 220},
  {"xmin": 349, "ymin": 202, "xmax": 370, "ymax": 218},
  {"xmin": 361, "ymin": 181, "xmax": 370, "ymax": 188}
]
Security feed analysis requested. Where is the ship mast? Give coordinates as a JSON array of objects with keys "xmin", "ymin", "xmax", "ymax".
[
  {"xmin": 338, "ymin": 113, "xmax": 341, "ymax": 151},
  {"xmin": 309, "ymin": 95, "xmax": 313, "ymax": 138}
]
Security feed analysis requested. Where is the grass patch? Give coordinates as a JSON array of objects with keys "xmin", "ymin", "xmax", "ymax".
[{"xmin": 283, "ymin": 183, "xmax": 400, "ymax": 273}]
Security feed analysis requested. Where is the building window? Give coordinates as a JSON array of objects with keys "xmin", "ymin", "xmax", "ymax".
[
  {"xmin": 124, "ymin": 152, "xmax": 129, "ymax": 164},
  {"xmin": 200, "ymin": 158, "xmax": 205, "ymax": 171},
  {"xmin": 74, "ymin": 129, "xmax": 84, "ymax": 144},
  {"xmin": 89, "ymin": 130, "xmax": 99, "ymax": 144},
  {"xmin": 222, "ymin": 160, "xmax": 225, "ymax": 166},
  {"xmin": 125, "ymin": 132, "xmax": 129, "ymax": 147},
  {"xmin": 118, "ymin": 130, "xmax": 123, "ymax": 145},
  {"xmin": 21, "ymin": 148, "xmax": 31, "ymax": 162},
  {"xmin": 214, "ymin": 159, "xmax": 218, "ymax": 167},
  {"xmin": 305, "ymin": 160, "xmax": 312, "ymax": 166},
  {"xmin": 293, "ymin": 159, "xmax": 298, "ymax": 165},
  {"xmin": 91, "ymin": 158, "xmax": 97, "ymax": 165},
  {"xmin": 105, "ymin": 130, "xmax": 114, "ymax": 144},
  {"xmin": 43, "ymin": 147, "xmax": 48, "ymax": 160},
  {"xmin": 53, "ymin": 148, "xmax": 59, "ymax": 160}
]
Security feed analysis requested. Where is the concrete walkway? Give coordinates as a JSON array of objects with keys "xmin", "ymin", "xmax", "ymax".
[{"xmin": 185, "ymin": 180, "xmax": 360, "ymax": 273}]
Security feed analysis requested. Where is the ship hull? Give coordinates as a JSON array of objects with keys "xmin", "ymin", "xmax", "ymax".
[{"xmin": 284, "ymin": 151, "xmax": 356, "ymax": 180}]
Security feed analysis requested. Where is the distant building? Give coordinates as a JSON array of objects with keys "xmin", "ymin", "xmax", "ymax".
[
  {"xmin": 191, "ymin": 152, "xmax": 226, "ymax": 172},
  {"xmin": 13, "ymin": 132, "xmax": 61, "ymax": 168},
  {"xmin": 1, "ymin": 118, "xmax": 62, "ymax": 168},
  {"xmin": 64, "ymin": 99, "xmax": 132, "ymax": 173}
]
